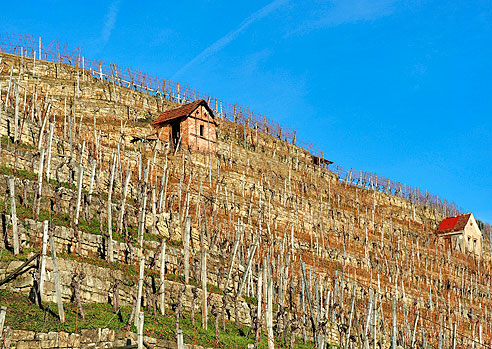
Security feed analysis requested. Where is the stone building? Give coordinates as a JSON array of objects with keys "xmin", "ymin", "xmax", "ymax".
[
  {"xmin": 151, "ymin": 99, "xmax": 217, "ymax": 154},
  {"xmin": 436, "ymin": 213, "xmax": 482, "ymax": 255}
]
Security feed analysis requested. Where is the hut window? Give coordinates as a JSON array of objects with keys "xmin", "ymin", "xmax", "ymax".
[{"xmin": 200, "ymin": 125, "xmax": 204, "ymax": 137}]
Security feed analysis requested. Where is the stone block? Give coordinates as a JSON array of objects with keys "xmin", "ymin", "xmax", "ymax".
[
  {"xmin": 144, "ymin": 335, "xmax": 156, "ymax": 345},
  {"xmin": 40, "ymin": 338, "xmax": 58, "ymax": 348},
  {"xmin": 35, "ymin": 333, "xmax": 48, "ymax": 341},
  {"xmin": 100, "ymin": 328, "xmax": 115, "ymax": 342},
  {"xmin": 58, "ymin": 332, "xmax": 69, "ymax": 348},
  {"xmin": 81, "ymin": 343, "xmax": 97, "ymax": 349},
  {"xmin": 47, "ymin": 331, "xmax": 59, "ymax": 341},
  {"xmin": 16, "ymin": 340, "xmax": 40, "ymax": 349},
  {"xmin": 69, "ymin": 333, "xmax": 81, "ymax": 347},
  {"xmin": 10, "ymin": 330, "xmax": 36, "ymax": 340},
  {"xmin": 81, "ymin": 329, "xmax": 99, "ymax": 344}
]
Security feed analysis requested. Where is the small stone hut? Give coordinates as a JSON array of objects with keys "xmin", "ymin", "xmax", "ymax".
[
  {"xmin": 436, "ymin": 213, "xmax": 482, "ymax": 255},
  {"xmin": 151, "ymin": 99, "xmax": 217, "ymax": 154}
]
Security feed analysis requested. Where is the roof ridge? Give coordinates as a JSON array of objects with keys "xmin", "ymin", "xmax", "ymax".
[
  {"xmin": 436, "ymin": 213, "xmax": 472, "ymax": 234},
  {"xmin": 151, "ymin": 99, "xmax": 207, "ymax": 125}
]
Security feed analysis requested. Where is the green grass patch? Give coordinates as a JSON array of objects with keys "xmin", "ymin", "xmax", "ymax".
[
  {"xmin": 0, "ymin": 164, "xmax": 37, "ymax": 181},
  {"xmin": 0, "ymin": 136, "xmax": 35, "ymax": 151},
  {"xmin": 0, "ymin": 289, "xmax": 315, "ymax": 348}
]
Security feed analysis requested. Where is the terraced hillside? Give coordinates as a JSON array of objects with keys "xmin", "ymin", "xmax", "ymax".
[{"xmin": 0, "ymin": 48, "xmax": 491, "ymax": 349}]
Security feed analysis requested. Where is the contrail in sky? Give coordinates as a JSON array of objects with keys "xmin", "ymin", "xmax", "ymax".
[
  {"xmin": 172, "ymin": 0, "xmax": 289, "ymax": 79},
  {"xmin": 101, "ymin": 0, "xmax": 120, "ymax": 47}
]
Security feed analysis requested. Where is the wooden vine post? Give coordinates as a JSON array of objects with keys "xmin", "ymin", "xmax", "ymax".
[
  {"xmin": 345, "ymin": 284, "xmax": 356, "ymax": 349},
  {"xmin": 74, "ymin": 164, "xmax": 84, "ymax": 226},
  {"xmin": 266, "ymin": 257, "xmax": 274, "ymax": 349},
  {"xmin": 183, "ymin": 216, "xmax": 191, "ymax": 284},
  {"xmin": 200, "ymin": 224, "xmax": 208, "ymax": 330},
  {"xmin": 107, "ymin": 153, "xmax": 116, "ymax": 262},
  {"xmin": 392, "ymin": 295, "xmax": 397, "ymax": 349},
  {"xmin": 35, "ymin": 147, "xmax": 45, "ymax": 220},
  {"xmin": 137, "ymin": 311, "xmax": 144, "ymax": 349},
  {"xmin": 0, "ymin": 306, "xmax": 6, "ymax": 341},
  {"xmin": 135, "ymin": 255, "xmax": 145, "ymax": 328},
  {"xmin": 160, "ymin": 241, "xmax": 166, "ymax": 315},
  {"xmin": 238, "ymin": 237, "xmax": 258, "ymax": 297},
  {"xmin": 8, "ymin": 176, "xmax": 19, "ymax": 255},
  {"xmin": 45, "ymin": 122, "xmax": 55, "ymax": 181},
  {"xmin": 49, "ymin": 228, "xmax": 65, "ymax": 322},
  {"xmin": 39, "ymin": 220, "xmax": 49, "ymax": 302}
]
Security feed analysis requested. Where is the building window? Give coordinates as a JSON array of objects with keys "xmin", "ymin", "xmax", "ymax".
[
  {"xmin": 474, "ymin": 239, "xmax": 477, "ymax": 253},
  {"xmin": 200, "ymin": 125, "xmax": 204, "ymax": 137}
]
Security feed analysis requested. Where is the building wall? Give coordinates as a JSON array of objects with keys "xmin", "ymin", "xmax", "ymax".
[
  {"xmin": 447, "ymin": 215, "xmax": 482, "ymax": 255},
  {"xmin": 182, "ymin": 105, "xmax": 217, "ymax": 154},
  {"xmin": 464, "ymin": 213, "xmax": 482, "ymax": 255}
]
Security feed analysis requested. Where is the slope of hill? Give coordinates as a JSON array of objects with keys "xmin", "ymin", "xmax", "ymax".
[{"xmin": 0, "ymin": 44, "xmax": 491, "ymax": 349}]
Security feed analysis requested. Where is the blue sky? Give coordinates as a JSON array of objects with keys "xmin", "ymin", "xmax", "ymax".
[{"xmin": 1, "ymin": 0, "xmax": 491, "ymax": 223}]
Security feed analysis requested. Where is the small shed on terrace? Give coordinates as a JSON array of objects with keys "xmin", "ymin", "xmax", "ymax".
[
  {"xmin": 151, "ymin": 99, "xmax": 217, "ymax": 154},
  {"xmin": 436, "ymin": 212, "xmax": 482, "ymax": 256}
]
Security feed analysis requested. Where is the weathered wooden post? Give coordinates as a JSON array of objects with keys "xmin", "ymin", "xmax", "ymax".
[
  {"xmin": 49, "ymin": 229, "xmax": 65, "ymax": 322},
  {"xmin": 160, "ymin": 242, "xmax": 166, "ymax": 315},
  {"xmin": 38, "ymin": 108, "xmax": 48, "ymax": 150},
  {"xmin": 364, "ymin": 289, "xmax": 374, "ymax": 348},
  {"xmin": 411, "ymin": 310, "xmax": 419, "ymax": 348},
  {"xmin": 45, "ymin": 122, "xmax": 55, "ymax": 182},
  {"xmin": 88, "ymin": 159, "xmax": 96, "ymax": 204},
  {"xmin": 74, "ymin": 164, "xmax": 84, "ymax": 226},
  {"xmin": 158, "ymin": 161, "xmax": 168, "ymax": 212},
  {"xmin": 345, "ymin": 284, "xmax": 356, "ymax": 349},
  {"xmin": 200, "ymin": 225, "xmax": 208, "ymax": 330},
  {"xmin": 118, "ymin": 169, "xmax": 132, "ymax": 232},
  {"xmin": 452, "ymin": 322, "xmax": 456, "ymax": 349},
  {"xmin": 0, "ymin": 306, "xmax": 6, "ymax": 340},
  {"xmin": 137, "ymin": 189, "xmax": 148, "ymax": 248},
  {"xmin": 184, "ymin": 216, "xmax": 191, "ymax": 284},
  {"xmin": 224, "ymin": 221, "xmax": 242, "ymax": 290},
  {"xmin": 39, "ymin": 220, "xmax": 49, "ymax": 302},
  {"xmin": 373, "ymin": 294, "xmax": 378, "ymax": 349},
  {"xmin": 68, "ymin": 103, "xmax": 73, "ymax": 158},
  {"xmin": 392, "ymin": 295, "xmax": 397, "ymax": 349},
  {"xmin": 151, "ymin": 185, "xmax": 157, "ymax": 235},
  {"xmin": 177, "ymin": 329, "xmax": 184, "ymax": 349},
  {"xmin": 35, "ymin": 147, "xmax": 45, "ymax": 220},
  {"xmin": 135, "ymin": 255, "xmax": 145, "ymax": 327},
  {"xmin": 266, "ymin": 258, "xmax": 274, "ymax": 349},
  {"xmin": 256, "ymin": 264, "xmax": 263, "ymax": 330},
  {"xmin": 9, "ymin": 177, "xmax": 19, "ymax": 255},
  {"xmin": 107, "ymin": 154, "xmax": 116, "ymax": 262},
  {"xmin": 14, "ymin": 80, "xmax": 19, "ymax": 143},
  {"xmin": 137, "ymin": 311, "xmax": 144, "ymax": 349},
  {"xmin": 5, "ymin": 68, "xmax": 12, "ymax": 110},
  {"xmin": 438, "ymin": 313, "xmax": 443, "ymax": 349},
  {"xmin": 238, "ymin": 237, "xmax": 259, "ymax": 297}
]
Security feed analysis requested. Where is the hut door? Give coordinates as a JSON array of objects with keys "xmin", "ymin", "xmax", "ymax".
[{"xmin": 171, "ymin": 121, "xmax": 180, "ymax": 148}]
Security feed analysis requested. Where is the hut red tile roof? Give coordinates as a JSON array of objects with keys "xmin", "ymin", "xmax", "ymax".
[
  {"xmin": 436, "ymin": 213, "xmax": 471, "ymax": 234},
  {"xmin": 152, "ymin": 99, "xmax": 215, "ymax": 126}
]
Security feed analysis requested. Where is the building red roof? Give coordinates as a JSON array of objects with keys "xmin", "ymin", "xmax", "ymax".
[
  {"xmin": 436, "ymin": 213, "xmax": 471, "ymax": 234},
  {"xmin": 152, "ymin": 99, "xmax": 215, "ymax": 126}
]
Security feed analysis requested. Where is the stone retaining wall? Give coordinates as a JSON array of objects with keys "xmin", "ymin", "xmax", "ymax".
[{"xmin": 3, "ymin": 327, "xmax": 209, "ymax": 349}]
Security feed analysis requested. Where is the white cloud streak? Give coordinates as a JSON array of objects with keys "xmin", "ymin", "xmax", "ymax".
[
  {"xmin": 288, "ymin": 0, "xmax": 397, "ymax": 36},
  {"xmin": 101, "ymin": 0, "xmax": 120, "ymax": 47},
  {"xmin": 172, "ymin": 0, "xmax": 289, "ymax": 79}
]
